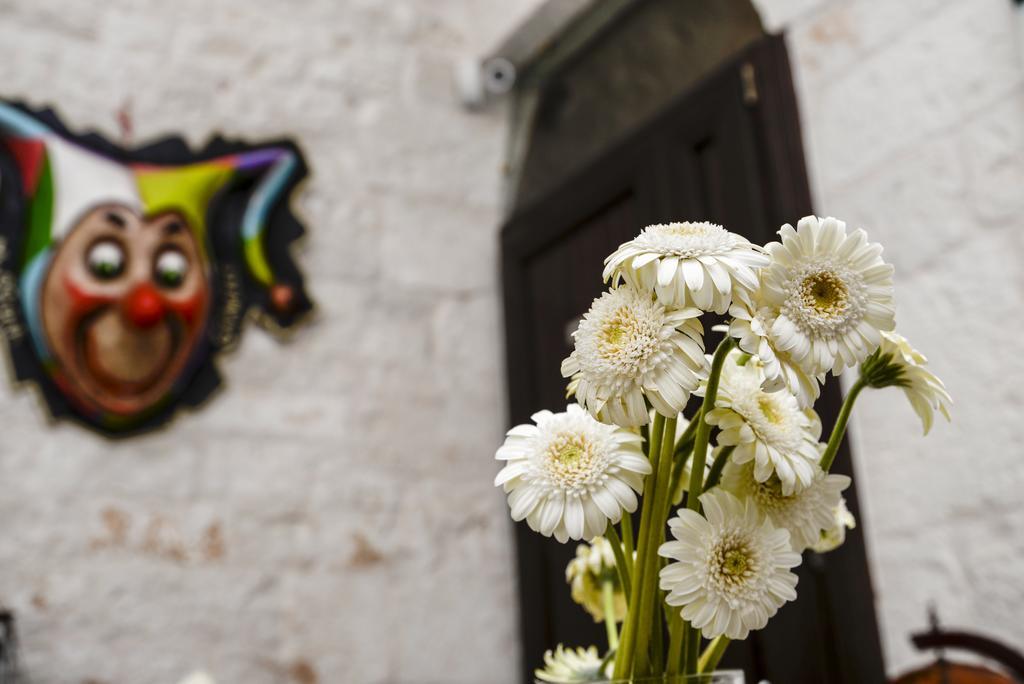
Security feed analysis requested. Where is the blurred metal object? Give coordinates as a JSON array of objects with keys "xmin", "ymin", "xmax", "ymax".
[
  {"xmin": 456, "ymin": 0, "xmax": 636, "ymax": 109},
  {"xmin": 891, "ymin": 606, "xmax": 1024, "ymax": 683},
  {"xmin": 0, "ymin": 610, "xmax": 17, "ymax": 684}
]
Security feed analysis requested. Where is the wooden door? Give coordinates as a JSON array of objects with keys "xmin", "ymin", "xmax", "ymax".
[{"xmin": 500, "ymin": 35, "xmax": 886, "ymax": 684}]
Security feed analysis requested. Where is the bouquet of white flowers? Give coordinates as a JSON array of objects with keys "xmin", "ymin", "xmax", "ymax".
[{"xmin": 494, "ymin": 218, "xmax": 951, "ymax": 682}]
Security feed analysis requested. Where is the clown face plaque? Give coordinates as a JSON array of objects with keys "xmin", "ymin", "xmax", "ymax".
[{"xmin": 0, "ymin": 101, "xmax": 312, "ymax": 434}]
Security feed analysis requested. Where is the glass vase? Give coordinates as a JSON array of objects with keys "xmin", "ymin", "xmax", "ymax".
[{"xmin": 535, "ymin": 672, "xmax": 744, "ymax": 684}]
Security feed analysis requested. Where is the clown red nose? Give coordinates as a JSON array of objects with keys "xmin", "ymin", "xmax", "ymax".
[{"xmin": 122, "ymin": 283, "xmax": 166, "ymax": 329}]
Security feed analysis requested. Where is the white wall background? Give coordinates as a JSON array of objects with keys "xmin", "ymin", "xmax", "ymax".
[
  {"xmin": 2, "ymin": 0, "xmax": 1022, "ymax": 682},
  {"xmin": 0, "ymin": 1, "xmax": 544, "ymax": 682},
  {"xmin": 756, "ymin": 0, "xmax": 1024, "ymax": 675}
]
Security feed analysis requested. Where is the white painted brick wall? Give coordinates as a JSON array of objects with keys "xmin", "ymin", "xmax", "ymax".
[
  {"xmin": 0, "ymin": 1, "xmax": 545, "ymax": 682},
  {"xmin": 764, "ymin": 0, "xmax": 1024, "ymax": 675},
  {"xmin": 4, "ymin": 0, "xmax": 1021, "ymax": 680}
]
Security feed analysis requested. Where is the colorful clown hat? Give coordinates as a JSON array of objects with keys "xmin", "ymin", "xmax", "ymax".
[
  {"xmin": 0, "ymin": 99, "xmax": 311, "ymax": 434},
  {"xmin": 0, "ymin": 101, "xmax": 304, "ymax": 361}
]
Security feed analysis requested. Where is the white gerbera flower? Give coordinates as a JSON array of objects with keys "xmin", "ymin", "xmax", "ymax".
[
  {"xmin": 728, "ymin": 301, "xmax": 822, "ymax": 407},
  {"xmin": 562, "ymin": 285, "xmax": 708, "ymax": 427},
  {"xmin": 565, "ymin": 537, "xmax": 627, "ymax": 623},
  {"xmin": 810, "ymin": 497, "xmax": 856, "ymax": 553},
  {"xmin": 759, "ymin": 216, "xmax": 896, "ymax": 377},
  {"xmin": 603, "ymin": 221, "xmax": 769, "ymax": 313},
  {"xmin": 659, "ymin": 489, "xmax": 801, "ymax": 640},
  {"xmin": 721, "ymin": 459, "xmax": 851, "ymax": 551},
  {"xmin": 702, "ymin": 350, "xmax": 822, "ymax": 495},
  {"xmin": 494, "ymin": 405, "xmax": 652, "ymax": 543},
  {"xmin": 535, "ymin": 645, "xmax": 611, "ymax": 683},
  {"xmin": 865, "ymin": 331, "xmax": 952, "ymax": 434}
]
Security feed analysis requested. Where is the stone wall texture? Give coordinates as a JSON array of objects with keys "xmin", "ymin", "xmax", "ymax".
[
  {"xmin": 1, "ymin": 0, "xmax": 1022, "ymax": 682},
  {"xmin": 756, "ymin": 0, "xmax": 1024, "ymax": 675},
  {"xmin": 0, "ymin": 1, "xmax": 543, "ymax": 682}
]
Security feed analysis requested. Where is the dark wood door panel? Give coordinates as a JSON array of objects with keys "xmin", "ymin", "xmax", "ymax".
[
  {"xmin": 521, "ymin": 191, "xmax": 645, "ymax": 660},
  {"xmin": 503, "ymin": 140, "xmax": 671, "ymax": 668},
  {"xmin": 525, "ymin": 192, "xmax": 638, "ymax": 414}
]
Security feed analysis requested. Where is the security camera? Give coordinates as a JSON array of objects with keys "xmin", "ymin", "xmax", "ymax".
[
  {"xmin": 481, "ymin": 57, "xmax": 516, "ymax": 95},
  {"xmin": 455, "ymin": 56, "xmax": 517, "ymax": 110}
]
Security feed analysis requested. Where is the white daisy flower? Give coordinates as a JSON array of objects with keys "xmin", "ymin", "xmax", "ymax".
[
  {"xmin": 659, "ymin": 489, "xmax": 801, "ymax": 640},
  {"xmin": 720, "ymin": 459, "xmax": 851, "ymax": 551},
  {"xmin": 565, "ymin": 537, "xmax": 628, "ymax": 623},
  {"xmin": 494, "ymin": 405, "xmax": 652, "ymax": 543},
  {"xmin": 702, "ymin": 350, "xmax": 822, "ymax": 495},
  {"xmin": 728, "ymin": 300, "xmax": 822, "ymax": 408},
  {"xmin": 562, "ymin": 285, "xmax": 709, "ymax": 427},
  {"xmin": 759, "ymin": 216, "xmax": 896, "ymax": 377},
  {"xmin": 603, "ymin": 221, "xmax": 769, "ymax": 313},
  {"xmin": 535, "ymin": 644, "xmax": 611, "ymax": 683},
  {"xmin": 865, "ymin": 331, "xmax": 952, "ymax": 434},
  {"xmin": 810, "ymin": 498, "xmax": 857, "ymax": 553}
]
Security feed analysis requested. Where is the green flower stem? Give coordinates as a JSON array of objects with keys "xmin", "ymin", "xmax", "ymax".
[
  {"xmin": 687, "ymin": 337, "xmax": 734, "ymax": 512},
  {"xmin": 605, "ymin": 522, "xmax": 631, "ymax": 601},
  {"xmin": 598, "ymin": 648, "xmax": 617, "ymax": 677},
  {"xmin": 819, "ymin": 377, "xmax": 867, "ymax": 472},
  {"xmin": 632, "ymin": 416, "xmax": 678, "ymax": 677},
  {"xmin": 665, "ymin": 606, "xmax": 684, "ymax": 676},
  {"xmin": 668, "ymin": 443, "xmax": 694, "ymax": 508},
  {"xmin": 698, "ymin": 636, "xmax": 731, "ymax": 674},
  {"xmin": 613, "ymin": 413, "xmax": 665, "ymax": 680},
  {"xmin": 652, "ymin": 422, "xmax": 696, "ymax": 676},
  {"xmin": 664, "ymin": 419, "xmax": 699, "ymax": 510},
  {"xmin": 684, "ymin": 625, "xmax": 700, "ymax": 676},
  {"xmin": 703, "ymin": 445, "xmax": 735, "ymax": 491},
  {"xmin": 681, "ymin": 337, "xmax": 734, "ymax": 675},
  {"xmin": 651, "ymin": 583, "xmax": 665, "ymax": 673},
  {"xmin": 602, "ymin": 578, "xmax": 620, "ymax": 650},
  {"xmin": 621, "ymin": 513, "xmax": 635, "ymax": 575},
  {"xmin": 674, "ymin": 418, "xmax": 699, "ymax": 457}
]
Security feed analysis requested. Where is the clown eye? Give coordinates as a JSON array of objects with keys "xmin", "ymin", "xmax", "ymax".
[
  {"xmin": 154, "ymin": 248, "xmax": 189, "ymax": 289},
  {"xmin": 86, "ymin": 240, "xmax": 125, "ymax": 280}
]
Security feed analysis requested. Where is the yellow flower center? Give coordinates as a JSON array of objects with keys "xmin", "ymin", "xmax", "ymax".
[
  {"xmin": 663, "ymin": 223, "xmax": 707, "ymax": 238},
  {"xmin": 596, "ymin": 307, "xmax": 658, "ymax": 366},
  {"xmin": 752, "ymin": 475, "xmax": 790, "ymax": 510},
  {"xmin": 556, "ymin": 443, "xmax": 584, "ymax": 466},
  {"xmin": 760, "ymin": 477, "xmax": 785, "ymax": 498},
  {"xmin": 801, "ymin": 271, "xmax": 849, "ymax": 317},
  {"xmin": 758, "ymin": 396, "xmax": 782, "ymax": 424},
  {"xmin": 601, "ymin": 321, "xmax": 629, "ymax": 348},
  {"xmin": 722, "ymin": 549, "xmax": 749, "ymax": 576},
  {"xmin": 711, "ymin": 536, "xmax": 758, "ymax": 590},
  {"xmin": 544, "ymin": 433, "xmax": 601, "ymax": 488}
]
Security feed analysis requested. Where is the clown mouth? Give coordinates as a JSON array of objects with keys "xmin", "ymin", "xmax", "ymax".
[{"xmin": 77, "ymin": 308, "xmax": 180, "ymax": 396}]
